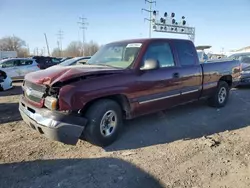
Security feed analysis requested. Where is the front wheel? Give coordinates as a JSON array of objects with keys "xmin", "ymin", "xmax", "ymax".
[
  {"xmin": 83, "ymin": 99, "xmax": 123, "ymax": 147},
  {"xmin": 208, "ymin": 81, "xmax": 229, "ymax": 107}
]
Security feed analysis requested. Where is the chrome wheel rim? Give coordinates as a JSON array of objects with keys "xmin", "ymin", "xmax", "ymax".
[
  {"xmin": 100, "ymin": 110, "xmax": 117, "ymax": 137},
  {"xmin": 218, "ymin": 87, "xmax": 227, "ymax": 104}
]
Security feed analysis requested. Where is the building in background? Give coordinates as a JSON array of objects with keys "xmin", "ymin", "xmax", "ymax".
[{"xmin": 0, "ymin": 51, "xmax": 17, "ymax": 60}]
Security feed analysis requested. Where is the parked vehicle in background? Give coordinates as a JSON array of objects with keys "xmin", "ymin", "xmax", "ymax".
[
  {"xmin": 60, "ymin": 57, "xmax": 73, "ymax": 62},
  {"xmin": 228, "ymin": 52, "xmax": 250, "ymax": 85},
  {"xmin": 0, "ymin": 58, "xmax": 39, "ymax": 80},
  {"xmin": 0, "ymin": 70, "xmax": 12, "ymax": 91},
  {"xmin": 58, "ymin": 56, "xmax": 91, "ymax": 66},
  {"xmin": 0, "ymin": 51, "xmax": 17, "ymax": 60},
  {"xmin": 196, "ymin": 45, "xmax": 211, "ymax": 63},
  {"xmin": 32, "ymin": 56, "xmax": 60, "ymax": 69},
  {"xmin": 51, "ymin": 57, "xmax": 61, "ymax": 64},
  {"xmin": 19, "ymin": 38, "xmax": 241, "ymax": 147}
]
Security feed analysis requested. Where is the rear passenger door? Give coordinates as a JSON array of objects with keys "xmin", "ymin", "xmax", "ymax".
[
  {"xmin": 16, "ymin": 59, "xmax": 33, "ymax": 77},
  {"xmin": 174, "ymin": 40, "xmax": 203, "ymax": 103}
]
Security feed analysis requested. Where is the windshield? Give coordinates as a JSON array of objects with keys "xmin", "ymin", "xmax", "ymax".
[
  {"xmin": 59, "ymin": 57, "xmax": 83, "ymax": 66},
  {"xmin": 0, "ymin": 59, "xmax": 7, "ymax": 64},
  {"xmin": 87, "ymin": 42, "xmax": 142, "ymax": 68}
]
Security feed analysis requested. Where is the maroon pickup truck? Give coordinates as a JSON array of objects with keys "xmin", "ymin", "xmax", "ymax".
[{"xmin": 19, "ymin": 38, "xmax": 241, "ymax": 146}]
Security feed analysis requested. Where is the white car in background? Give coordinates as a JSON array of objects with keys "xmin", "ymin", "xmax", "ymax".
[
  {"xmin": 0, "ymin": 70, "xmax": 13, "ymax": 91},
  {"xmin": 0, "ymin": 58, "xmax": 40, "ymax": 80}
]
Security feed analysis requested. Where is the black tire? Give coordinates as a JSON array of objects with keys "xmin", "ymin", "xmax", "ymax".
[
  {"xmin": 208, "ymin": 81, "xmax": 229, "ymax": 107},
  {"xmin": 83, "ymin": 99, "xmax": 123, "ymax": 147}
]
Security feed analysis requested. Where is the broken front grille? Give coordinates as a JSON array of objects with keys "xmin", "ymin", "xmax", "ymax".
[{"xmin": 23, "ymin": 80, "xmax": 46, "ymax": 103}]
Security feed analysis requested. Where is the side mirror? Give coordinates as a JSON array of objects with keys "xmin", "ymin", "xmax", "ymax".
[{"xmin": 140, "ymin": 59, "xmax": 160, "ymax": 71}]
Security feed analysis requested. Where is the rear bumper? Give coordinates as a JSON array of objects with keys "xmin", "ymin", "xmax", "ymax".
[{"xmin": 19, "ymin": 96, "xmax": 87, "ymax": 145}]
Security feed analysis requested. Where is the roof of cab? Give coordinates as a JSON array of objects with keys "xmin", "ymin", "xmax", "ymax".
[{"xmin": 107, "ymin": 38, "xmax": 192, "ymax": 44}]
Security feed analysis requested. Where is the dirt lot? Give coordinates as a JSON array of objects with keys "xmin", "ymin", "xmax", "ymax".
[{"xmin": 0, "ymin": 82, "xmax": 250, "ymax": 188}]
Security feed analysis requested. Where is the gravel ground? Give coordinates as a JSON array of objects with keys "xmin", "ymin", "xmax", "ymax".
[{"xmin": 0, "ymin": 82, "xmax": 250, "ymax": 188}]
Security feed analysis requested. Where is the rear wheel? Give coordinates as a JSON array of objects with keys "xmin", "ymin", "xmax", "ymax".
[
  {"xmin": 83, "ymin": 99, "xmax": 123, "ymax": 147},
  {"xmin": 208, "ymin": 81, "xmax": 229, "ymax": 107}
]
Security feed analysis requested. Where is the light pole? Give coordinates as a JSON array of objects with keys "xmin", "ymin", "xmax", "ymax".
[
  {"xmin": 151, "ymin": 10, "xmax": 196, "ymax": 42},
  {"xmin": 78, "ymin": 16, "xmax": 88, "ymax": 56},
  {"xmin": 142, "ymin": 0, "xmax": 156, "ymax": 38}
]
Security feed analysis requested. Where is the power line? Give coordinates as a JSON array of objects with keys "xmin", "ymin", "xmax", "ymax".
[
  {"xmin": 56, "ymin": 29, "xmax": 63, "ymax": 56},
  {"xmin": 78, "ymin": 16, "xmax": 88, "ymax": 56},
  {"xmin": 142, "ymin": 0, "xmax": 156, "ymax": 38}
]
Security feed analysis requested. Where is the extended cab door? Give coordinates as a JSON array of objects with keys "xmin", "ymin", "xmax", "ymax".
[
  {"xmin": 173, "ymin": 40, "xmax": 203, "ymax": 103},
  {"xmin": 133, "ymin": 41, "xmax": 183, "ymax": 116}
]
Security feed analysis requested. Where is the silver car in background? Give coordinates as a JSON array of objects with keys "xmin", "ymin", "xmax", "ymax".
[
  {"xmin": 0, "ymin": 58, "xmax": 40, "ymax": 80},
  {"xmin": 228, "ymin": 52, "xmax": 250, "ymax": 85}
]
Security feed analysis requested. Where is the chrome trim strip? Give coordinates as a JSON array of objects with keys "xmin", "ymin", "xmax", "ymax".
[
  {"xmin": 139, "ymin": 93, "xmax": 180, "ymax": 104},
  {"xmin": 181, "ymin": 89, "xmax": 199, "ymax": 95}
]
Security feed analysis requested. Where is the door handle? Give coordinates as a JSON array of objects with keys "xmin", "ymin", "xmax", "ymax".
[{"xmin": 173, "ymin": 72, "xmax": 180, "ymax": 78}]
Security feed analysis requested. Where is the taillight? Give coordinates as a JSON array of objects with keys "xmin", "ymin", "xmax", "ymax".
[{"xmin": 37, "ymin": 64, "xmax": 40, "ymax": 69}]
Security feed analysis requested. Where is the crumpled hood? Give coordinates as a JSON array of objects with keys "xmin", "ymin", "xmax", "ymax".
[{"xmin": 25, "ymin": 65, "xmax": 123, "ymax": 86}]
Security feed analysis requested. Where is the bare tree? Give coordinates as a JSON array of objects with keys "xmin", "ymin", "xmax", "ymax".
[
  {"xmin": 18, "ymin": 48, "xmax": 29, "ymax": 57},
  {"xmin": 83, "ymin": 40, "xmax": 99, "ymax": 56},
  {"xmin": 63, "ymin": 41, "xmax": 100, "ymax": 57},
  {"xmin": 0, "ymin": 36, "xmax": 26, "ymax": 51},
  {"xmin": 64, "ymin": 41, "xmax": 82, "ymax": 57},
  {"xmin": 51, "ymin": 48, "xmax": 61, "ymax": 57},
  {"xmin": 0, "ymin": 36, "xmax": 29, "ymax": 57}
]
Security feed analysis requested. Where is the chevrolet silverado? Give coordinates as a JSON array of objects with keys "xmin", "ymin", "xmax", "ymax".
[{"xmin": 19, "ymin": 38, "xmax": 241, "ymax": 146}]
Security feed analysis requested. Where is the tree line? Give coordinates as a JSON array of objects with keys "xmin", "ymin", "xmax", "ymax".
[
  {"xmin": 51, "ymin": 40, "xmax": 100, "ymax": 57},
  {"xmin": 0, "ymin": 36, "xmax": 100, "ymax": 57}
]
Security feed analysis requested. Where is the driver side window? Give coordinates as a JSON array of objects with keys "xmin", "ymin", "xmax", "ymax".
[{"xmin": 143, "ymin": 42, "xmax": 175, "ymax": 68}]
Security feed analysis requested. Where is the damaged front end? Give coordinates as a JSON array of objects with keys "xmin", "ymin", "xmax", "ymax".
[{"xmin": 19, "ymin": 79, "xmax": 88, "ymax": 145}]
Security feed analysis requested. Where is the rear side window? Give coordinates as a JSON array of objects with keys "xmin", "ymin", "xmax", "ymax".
[
  {"xmin": 143, "ymin": 42, "xmax": 175, "ymax": 68},
  {"xmin": 175, "ymin": 41, "xmax": 196, "ymax": 66},
  {"xmin": 18, "ymin": 60, "xmax": 33, "ymax": 66}
]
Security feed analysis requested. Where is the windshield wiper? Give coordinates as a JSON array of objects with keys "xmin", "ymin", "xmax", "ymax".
[{"xmin": 88, "ymin": 63, "xmax": 120, "ymax": 69}]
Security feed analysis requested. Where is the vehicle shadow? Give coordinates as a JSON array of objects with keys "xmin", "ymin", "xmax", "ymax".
[
  {"xmin": 106, "ymin": 90, "xmax": 250, "ymax": 151},
  {"xmin": 0, "ymin": 85, "xmax": 22, "ymax": 97},
  {"xmin": 0, "ymin": 103, "xmax": 22, "ymax": 124},
  {"xmin": 0, "ymin": 158, "xmax": 164, "ymax": 188}
]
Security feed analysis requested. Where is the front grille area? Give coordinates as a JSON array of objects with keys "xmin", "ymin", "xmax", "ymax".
[
  {"xmin": 24, "ymin": 80, "xmax": 46, "ymax": 93},
  {"xmin": 24, "ymin": 92, "xmax": 42, "ymax": 103},
  {"xmin": 23, "ymin": 80, "xmax": 46, "ymax": 103}
]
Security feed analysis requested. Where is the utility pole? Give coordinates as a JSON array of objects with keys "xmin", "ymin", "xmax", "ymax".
[
  {"xmin": 78, "ymin": 16, "xmax": 88, "ymax": 56},
  {"xmin": 44, "ymin": 33, "xmax": 50, "ymax": 56},
  {"xmin": 27, "ymin": 44, "xmax": 30, "ymax": 56},
  {"xmin": 142, "ymin": 0, "xmax": 156, "ymax": 38},
  {"xmin": 56, "ymin": 29, "xmax": 63, "ymax": 56}
]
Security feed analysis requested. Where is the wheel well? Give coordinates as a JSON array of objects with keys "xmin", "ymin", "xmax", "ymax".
[
  {"xmin": 81, "ymin": 94, "xmax": 131, "ymax": 119},
  {"xmin": 219, "ymin": 75, "xmax": 232, "ymax": 87}
]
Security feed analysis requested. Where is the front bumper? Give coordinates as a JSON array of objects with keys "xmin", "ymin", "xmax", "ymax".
[
  {"xmin": 19, "ymin": 96, "xmax": 87, "ymax": 145},
  {"xmin": 0, "ymin": 76, "xmax": 13, "ymax": 91}
]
